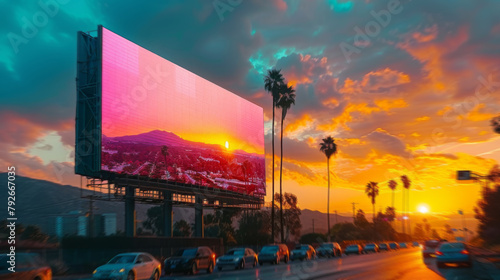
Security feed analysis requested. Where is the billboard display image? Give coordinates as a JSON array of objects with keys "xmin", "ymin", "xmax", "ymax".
[{"xmin": 100, "ymin": 27, "xmax": 265, "ymax": 196}]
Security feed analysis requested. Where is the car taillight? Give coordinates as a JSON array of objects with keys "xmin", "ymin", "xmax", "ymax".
[
  {"xmin": 460, "ymin": 249, "xmax": 469, "ymax": 255},
  {"xmin": 212, "ymin": 254, "xmax": 216, "ymax": 259},
  {"xmin": 435, "ymin": 251, "xmax": 443, "ymax": 256}
]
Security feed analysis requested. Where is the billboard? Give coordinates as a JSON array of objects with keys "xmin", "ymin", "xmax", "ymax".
[{"xmin": 99, "ymin": 27, "xmax": 265, "ymax": 197}]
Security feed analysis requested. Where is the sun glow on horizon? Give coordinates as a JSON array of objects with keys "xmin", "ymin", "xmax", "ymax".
[
  {"xmin": 418, "ymin": 204, "xmax": 429, "ymax": 214},
  {"xmin": 225, "ymin": 141, "xmax": 229, "ymax": 149}
]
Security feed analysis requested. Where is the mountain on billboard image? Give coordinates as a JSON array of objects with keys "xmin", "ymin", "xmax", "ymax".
[{"xmin": 101, "ymin": 130, "xmax": 265, "ymax": 196}]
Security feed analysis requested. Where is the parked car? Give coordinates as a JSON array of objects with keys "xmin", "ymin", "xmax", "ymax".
[
  {"xmin": 258, "ymin": 244, "xmax": 289, "ymax": 265},
  {"xmin": 92, "ymin": 252, "xmax": 161, "ymax": 280},
  {"xmin": 389, "ymin": 242, "xmax": 400, "ymax": 250},
  {"xmin": 363, "ymin": 243, "xmax": 379, "ymax": 253},
  {"xmin": 398, "ymin": 242, "xmax": 408, "ymax": 248},
  {"xmin": 290, "ymin": 244, "xmax": 316, "ymax": 261},
  {"xmin": 436, "ymin": 242, "xmax": 471, "ymax": 268},
  {"xmin": 422, "ymin": 240, "xmax": 441, "ymax": 258},
  {"xmin": 215, "ymin": 248, "xmax": 257, "ymax": 271},
  {"xmin": 316, "ymin": 242, "xmax": 342, "ymax": 258},
  {"xmin": 378, "ymin": 243, "xmax": 390, "ymax": 251},
  {"xmin": 164, "ymin": 247, "xmax": 215, "ymax": 275},
  {"xmin": 0, "ymin": 253, "xmax": 52, "ymax": 280},
  {"xmin": 344, "ymin": 245, "xmax": 363, "ymax": 255},
  {"xmin": 411, "ymin": 241, "xmax": 420, "ymax": 247}
]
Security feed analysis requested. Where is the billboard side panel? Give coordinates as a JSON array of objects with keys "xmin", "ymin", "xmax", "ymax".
[
  {"xmin": 75, "ymin": 30, "xmax": 101, "ymax": 177},
  {"xmin": 100, "ymin": 27, "xmax": 265, "ymax": 197}
]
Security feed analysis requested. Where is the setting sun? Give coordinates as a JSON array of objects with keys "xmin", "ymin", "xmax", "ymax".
[
  {"xmin": 225, "ymin": 141, "xmax": 229, "ymax": 149},
  {"xmin": 418, "ymin": 204, "xmax": 429, "ymax": 214}
]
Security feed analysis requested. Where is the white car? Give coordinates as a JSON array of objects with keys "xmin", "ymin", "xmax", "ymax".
[{"xmin": 93, "ymin": 252, "xmax": 161, "ymax": 280}]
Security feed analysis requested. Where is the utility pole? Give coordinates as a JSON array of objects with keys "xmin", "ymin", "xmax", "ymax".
[
  {"xmin": 351, "ymin": 202, "xmax": 359, "ymax": 222},
  {"xmin": 335, "ymin": 210, "xmax": 338, "ymax": 224},
  {"xmin": 312, "ymin": 219, "xmax": 315, "ymax": 234}
]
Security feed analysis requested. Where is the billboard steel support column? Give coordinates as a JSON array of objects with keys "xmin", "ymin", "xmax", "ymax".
[
  {"xmin": 125, "ymin": 186, "xmax": 135, "ymax": 237},
  {"xmin": 163, "ymin": 191, "xmax": 173, "ymax": 237},
  {"xmin": 194, "ymin": 195, "xmax": 204, "ymax": 238}
]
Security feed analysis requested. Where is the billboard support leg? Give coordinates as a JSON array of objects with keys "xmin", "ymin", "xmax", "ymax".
[
  {"xmin": 194, "ymin": 195, "xmax": 204, "ymax": 238},
  {"xmin": 125, "ymin": 186, "xmax": 135, "ymax": 237},
  {"xmin": 163, "ymin": 191, "xmax": 173, "ymax": 237}
]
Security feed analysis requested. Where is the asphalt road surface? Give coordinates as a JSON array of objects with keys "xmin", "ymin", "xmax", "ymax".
[{"xmin": 159, "ymin": 247, "xmax": 478, "ymax": 280}]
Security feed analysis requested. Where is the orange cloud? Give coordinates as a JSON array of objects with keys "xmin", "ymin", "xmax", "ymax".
[{"xmin": 339, "ymin": 68, "xmax": 410, "ymax": 94}]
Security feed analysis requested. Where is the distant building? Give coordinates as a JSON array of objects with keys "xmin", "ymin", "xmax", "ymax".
[{"xmin": 49, "ymin": 211, "xmax": 117, "ymax": 238}]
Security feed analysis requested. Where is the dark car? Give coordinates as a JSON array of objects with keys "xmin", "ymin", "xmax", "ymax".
[
  {"xmin": 0, "ymin": 253, "xmax": 52, "ymax": 280},
  {"xmin": 258, "ymin": 244, "xmax": 289, "ymax": 265},
  {"xmin": 378, "ymin": 243, "xmax": 390, "ymax": 251},
  {"xmin": 435, "ymin": 242, "xmax": 471, "ymax": 268},
  {"xmin": 164, "ymin": 247, "xmax": 215, "ymax": 275},
  {"xmin": 398, "ymin": 242, "xmax": 408, "ymax": 248},
  {"xmin": 316, "ymin": 242, "xmax": 342, "ymax": 258},
  {"xmin": 290, "ymin": 244, "xmax": 316, "ymax": 261},
  {"xmin": 411, "ymin": 241, "xmax": 420, "ymax": 247},
  {"xmin": 344, "ymin": 245, "xmax": 363, "ymax": 255},
  {"xmin": 363, "ymin": 243, "xmax": 379, "ymax": 253},
  {"xmin": 389, "ymin": 242, "xmax": 400, "ymax": 250},
  {"xmin": 422, "ymin": 240, "xmax": 440, "ymax": 258},
  {"xmin": 215, "ymin": 248, "xmax": 257, "ymax": 271}
]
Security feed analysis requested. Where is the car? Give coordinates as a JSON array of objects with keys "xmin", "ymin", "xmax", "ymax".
[
  {"xmin": 378, "ymin": 243, "xmax": 390, "ymax": 251},
  {"xmin": 290, "ymin": 244, "xmax": 316, "ymax": 261},
  {"xmin": 0, "ymin": 253, "xmax": 52, "ymax": 280},
  {"xmin": 92, "ymin": 252, "xmax": 161, "ymax": 280},
  {"xmin": 398, "ymin": 242, "xmax": 408, "ymax": 248},
  {"xmin": 316, "ymin": 242, "xmax": 342, "ymax": 258},
  {"xmin": 215, "ymin": 248, "xmax": 257, "ymax": 271},
  {"xmin": 164, "ymin": 247, "xmax": 215, "ymax": 275},
  {"xmin": 344, "ymin": 244, "xmax": 363, "ymax": 255},
  {"xmin": 422, "ymin": 240, "xmax": 441, "ymax": 258},
  {"xmin": 411, "ymin": 241, "xmax": 420, "ymax": 247},
  {"xmin": 363, "ymin": 243, "xmax": 379, "ymax": 253},
  {"xmin": 435, "ymin": 242, "xmax": 471, "ymax": 268},
  {"xmin": 388, "ymin": 242, "xmax": 400, "ymax": 250},
  {"xmin": 258, "ymin": 244, "xmax": 289, "ymax": 265}
]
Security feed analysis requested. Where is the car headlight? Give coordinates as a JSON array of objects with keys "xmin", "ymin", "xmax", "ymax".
[
  {"xmin": 233, "ymin": 257, "xmax": 240, "ymax": 262},
  {"xmin": 118, "ymin": 268, "xmax": 125, "ymax": 273},
  {"xmin": 93, "ymin": 269, "xmax": 97, "ymax": 274}
]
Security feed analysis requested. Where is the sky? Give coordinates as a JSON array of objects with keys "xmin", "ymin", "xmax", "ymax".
[{"xmin": 2, "ymin": 0, "xmax": 500, "ymax": 217}]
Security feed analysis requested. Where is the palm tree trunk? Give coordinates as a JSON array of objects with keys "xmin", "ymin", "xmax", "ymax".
[
  {"xmin": 279, "ymin": 115, "xmax": 284, "ymax": 243},
  {"xmin": 271, "ymin": 103, "xmax": 275, "ymax": 242},
  {"xmin": 402, "ymin": 189, "xmax": 405, "ymax": 235},
  {"xmin": 392, "ymin": 190, "xmax": 395, "ymax": 209},
  {"xmin": 327, "ymin": 158, "xmax": 330, "ymax": 241},
  {"xmin": 407, "ymin": 189, "xmax": 411, "ymax": 239}
]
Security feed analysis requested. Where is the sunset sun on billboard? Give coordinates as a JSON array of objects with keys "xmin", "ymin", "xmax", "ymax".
[{"xmin": 100, "ymin": 27, "xmax": 265, "ymax": 196}]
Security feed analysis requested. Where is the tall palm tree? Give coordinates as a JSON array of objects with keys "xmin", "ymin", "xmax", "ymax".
[
  {"xmin": 264, "ymin": 69, "xmax": 284, "ymax": 242},
  {"xmin": 365, "ymin": 181, "xmax": 379, "ymax": 222},
  {"xmin": 161, "ymin": 145, "xmax": 169, "ymax": 178},
  {"xmin": 276, "ymin": 83, "xmax": 295, "ymax": 243},
  {"xmin": 401, "ymin": 175, "xmax": 411, "ymax": 237},
  {"xmin": 319, "ymin": 136, "xmax": 338, "ymax": 239},
  {"xmin": 491, "ymin": 115, "xmax": 500, "ymax": 134},
  {"xmin": 388, "ymin": 180, "xmax": 397, "ymax": 210}
]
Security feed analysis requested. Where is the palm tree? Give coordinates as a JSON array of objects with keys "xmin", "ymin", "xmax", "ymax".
[
  {"xmin": 365, "ymin": 181, "xmax": 379, "ymax": 222},
  {"xmin": 264, "ymin": 69, "xmax": 285, "ymax": 242},
  {"xmin": 388, "ymin": 180, "xmax": 397, "ymax": 210},
  {"xmin": 491, "ymin": 115, "xmax": 500, "ymax": 134},
  {"xmin": 319, "ymin": 136, "xmax": 338, "ymax": 239},
  {"xmin": 276, "ymin": 83, "xmax": 295, "ymax": 243},
  {"xmin": 161, "ymin": 145, "xmax": 169, "ymax": 178},
  {"xmin": 401, "ymin": 175, "xmax": 411, "ymax": 237}
]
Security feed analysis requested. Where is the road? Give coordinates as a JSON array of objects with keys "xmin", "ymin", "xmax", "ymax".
[{"xmin": 158, "ymin": 247, "xmax": 476, "ymax": 280}]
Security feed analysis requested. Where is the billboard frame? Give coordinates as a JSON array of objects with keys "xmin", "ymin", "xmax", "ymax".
[{"xmin": 76, "ymin": 26, "xmax": 265, "ymax": 209}]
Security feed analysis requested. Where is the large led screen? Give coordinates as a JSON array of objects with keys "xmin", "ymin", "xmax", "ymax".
[{"xmin": 100, "ymin": 27, "xmax": 265, "ymax": 196}]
